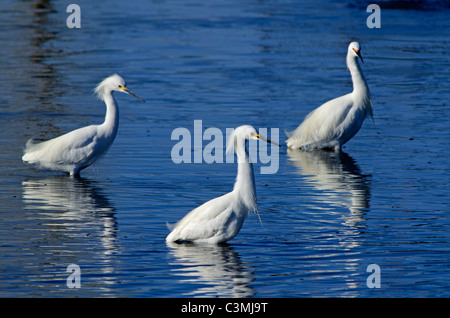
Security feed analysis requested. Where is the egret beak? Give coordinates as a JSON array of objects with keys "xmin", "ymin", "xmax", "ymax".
[
  {"xmin": 353, "ymin": 48, "xmax": 364, "ymax": 63},
  {"xmin": 120, "ymin": 86, "xmax": 145, "ymax": 102},
  {"xmin": 255, "ymin": 133, "xmax": 280, "ymax": 147}
]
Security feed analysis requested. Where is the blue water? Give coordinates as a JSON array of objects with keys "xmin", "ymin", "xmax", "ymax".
[{"xmin": 1, "ymin": 0, "xmax": 449, "ymax": 298}]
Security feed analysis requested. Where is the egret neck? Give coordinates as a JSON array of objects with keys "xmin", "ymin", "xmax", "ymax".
[
  {"xmin": 347, "ymin": 49, "xmax": 371, "ymax": 105},
  {"xmin": 233, "ymin": 135, "xmax": 257, "ymax": 212},
  {"xmin": 100, "ymin": 90, "xmax": 120, "ymax": 139}
]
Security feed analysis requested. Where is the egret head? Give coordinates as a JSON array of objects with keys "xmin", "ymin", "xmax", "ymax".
[
  {"xmin": 226, "ymin": 125, "xmax": 280, "ymax": 154},
  {"xmin": 348, "ymin": 41, "xmax": 363, "ymax": 63},
  {"xmin": 95, "ymin": 74, "xmax": 144, "ymax": 102},
  {"xmin": 239, "ymin": 125, "xmax": 259, "ymax": 141}
]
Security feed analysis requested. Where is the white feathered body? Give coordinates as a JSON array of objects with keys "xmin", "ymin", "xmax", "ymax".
[
  {"xmin": 286, "ymin": 91, "xmax": 372, "ymax": 151},
  {"xmin": 166, "ymin": 126, "xmax": 258, "ymax": 244},
  {"xmin": 287, "ymin": 42, "xmax": 373, "ymax": 151},
  {"xmin": 22, "ymin": 122, "xmax": 117, "ymax": 176},
  {"xmin": 22, "ymin": 75, "xmax": 122, "ymax": 176},
  {"xmin": 165, "ymin": 192, "xmax": 248, "ymax": 244}
]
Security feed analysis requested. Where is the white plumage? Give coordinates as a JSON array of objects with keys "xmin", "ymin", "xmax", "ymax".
[
  {"xmin": 166, "ymin": 125, "xmax": 279, "ymax": 244},
  {"xmin": 22, "ymin": 74, "xmax": 144, "ymax": 177},
  {"xmin": 286, "ymin": 42, "xmax": 373, "ymax": 151}
]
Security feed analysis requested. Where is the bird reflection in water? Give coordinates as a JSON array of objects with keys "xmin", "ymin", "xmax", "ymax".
[
  {"xmin": 167, "ymin": 242, "xmax": 255, "ymax": 298},
  {"xmin": 288, "ymin": 150, "xmax": 372, "ymax": 293},
  {"xmin": 287, "ymin": 149, "xmax": 371, "ymax": 230},
  {"xmin": 22, "ymin": 175, "xmax": 118, "ymax": 255}
]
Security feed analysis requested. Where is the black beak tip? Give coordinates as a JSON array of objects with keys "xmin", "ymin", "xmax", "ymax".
[{"xmin": 357, "ymin": 52, "xmax": 364, "ymax": 63}]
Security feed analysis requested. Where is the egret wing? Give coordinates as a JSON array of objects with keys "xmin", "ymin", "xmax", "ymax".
[
  {"xmin": 166, "ymin": 192, "xmax": 235, "ymax": 242},
  {"xmin": 23, "ymin": 125, "xmax": 99, "ymax": 166},
  {"xmin": 287, "ymin": 94, "xmax": 354, "ymax": 149}
]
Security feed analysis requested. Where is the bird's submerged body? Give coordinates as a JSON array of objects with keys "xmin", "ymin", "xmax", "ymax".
[
  {"xmin": 166, "ymin": 190, "xmax": 253, "ymax": 244},
  {"xmin": 22, "ymin": 74, "xmax": 143, "ymax": 176},
  {"xmin": 286, "ymin": 42, "xmax": 373, "ymax": 151},
  {"xmin": 166, "ymin": 125, "xmax": 274, "ymax": 245},
  {"xmin": 287, "ymin": 92, "xmax": 371, "ymax": 151}
]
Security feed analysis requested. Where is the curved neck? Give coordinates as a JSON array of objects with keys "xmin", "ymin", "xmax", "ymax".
[
  {"xmin": 101, "ymin": 91, "xmax": 119, "ymax": 137},
  {"xmin": 233, "ymin": 138, "xmax": 257, "ymax": 210},
  {"xmin": 347, "ymin": 54, "xmax": 369, "ymax": 98}
]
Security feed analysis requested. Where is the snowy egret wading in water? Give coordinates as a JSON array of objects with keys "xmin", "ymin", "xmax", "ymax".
[
  {"xmin": 286, "ymin": 42, "xmax": 373, "ymax": 151},
  {"xmin": 166, "ymin": 125, "xmax": 280, "ymax": 244},
  {"xmin": 22, "ymin": 74, "xmax": 144, "ymax": 177}
]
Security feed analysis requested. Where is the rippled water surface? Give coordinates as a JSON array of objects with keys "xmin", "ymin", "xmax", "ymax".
[{"xmin": 1, "ymin": 0, "xmax": 449, "ymax": 298}]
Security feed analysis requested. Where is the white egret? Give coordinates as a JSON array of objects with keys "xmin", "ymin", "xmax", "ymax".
[
  {"xmin": 166, "ymin": 125, "xmax": 280, "ymax": 244},
  {"xmin": 286, "ymin": 42, "xmax": 373, "ymax": 151},
  {"xmin": 22, "ymin": 74, "xmax": 144, "ymax": 177}
]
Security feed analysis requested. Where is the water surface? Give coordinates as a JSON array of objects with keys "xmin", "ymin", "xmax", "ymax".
[{"xmin": 1, "ymin": 0, "xmax": 449, "ymax": 297}]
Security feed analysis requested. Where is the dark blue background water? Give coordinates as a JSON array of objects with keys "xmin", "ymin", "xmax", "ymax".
[{"xmin": 1, "ymin": 0, "xmax": 449, "ymax": 297}]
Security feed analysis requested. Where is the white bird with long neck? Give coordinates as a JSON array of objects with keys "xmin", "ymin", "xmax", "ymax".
[
  {"xmin": 286, "ymin": 42, "xmax": 373, "ymax": 151},
  {"xmin": 166, "ymin": 125, "xmax": 280, "ymax": 244},
  {"xmin": 22, "ymin": 74, "xmax": 144, "ymax": 177}
]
